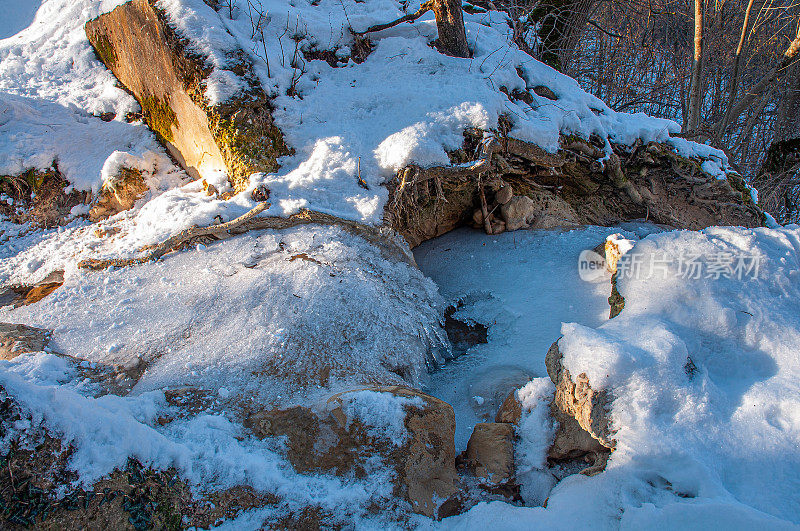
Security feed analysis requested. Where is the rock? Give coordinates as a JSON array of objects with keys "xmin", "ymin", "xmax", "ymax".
[
  {"xmin": 22, "ymin": 282, "xmax": 63, "ymax": 305},
  {"xmin": 85, "ymin": 0, "xmax": 291, "ymax": 191},
  {"xmin": 245, "ymin": 385, "xmax": 457, "ymax": 518},
  {"xmin": 495, "ymin": 390, "xmax": 522, "ymax": 424},
  {"xmin": 500, "ymin": 195, "xmax": 537, "ymax": 231},
  {"xmin": 490, "ymin": 219, "xmax": 506, "ymax": 234},
  {"xmin": 604, "ymin": 233, "xmax": 636, "ymax": 275},
  {"xmin": 495, "ymin": 184, "xmax": 513, "ymax": 204},
  {"xmin": 202, "ymin": 179, "xmax": 218, "ymax": 197},
  {"xmin": 89, "ymin": 167, "xmax": 149, "ymax": 221},
  {"xmin": 533, "ymin": 85, "xmax": 558, "ymax": 100},
  {"xmin": 545, "ymin": 340, "xmax": 614, "ymax": 473},
  {"xmin": 0, "ymin": 323, "xmax": 52, "ymax": 360},
  {"xmin": 464, "ymin": 422, "xmax": 515, "ymax": 485},
  {"xmin": 608, "ymin": 272, "xmax": 625, "ymax": 318},
  {"xmin": 472, "ymin": 208, "xmax": 485, "ymax": 228},
  {"xmin": 0, "ymin": 272, "xmax": 65, "ymax": 309}
]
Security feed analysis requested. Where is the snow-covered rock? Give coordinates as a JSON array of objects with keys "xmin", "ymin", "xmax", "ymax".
[{"xmin": 246, "ymin": 385, "xmax": 458, "ymax": 518}]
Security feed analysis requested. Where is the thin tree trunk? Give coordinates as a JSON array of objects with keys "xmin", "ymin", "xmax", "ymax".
[
  {"xmin": 775, "ymin": 15, "xmax": 800, "ymax": 144},
  {"xmin": 717, "ymin": 0, "xmax": 757, "ymax": 137},
  {"xmin": 432, "ymin": 0, "xmax": 470, "ymax": 58},
  {"xmin": 687, "ymin": 0, "xmax": 705, "ymax": 131},
  {"xmin": 354, "ymin": 0, "xmax": 469, "ymax": 58}
]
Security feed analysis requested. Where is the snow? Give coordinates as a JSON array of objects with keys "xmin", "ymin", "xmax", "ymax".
[
  {"xmin": 0, "ymin": 0, "xmax": 135, "ymax": 116},
  {"xmin": 514, "ymin": 377, "xmax": 557, "ymax": 505},
  {"xmin": 148, "ymin": 0, "xmax": 730, "ymax": 224},
  {"xmin": 0, "ymin": 0, "xmax": 795, "ymax": 526},
  {"xmin": 3, "ymin": 222, "xmax": 800, "ymax": 526},
  {"xmin": 563, "ymin": 226, "xmax": 800, "ymax": 523},
  {"xmin": 338, "ymin": 389, "xmax": 425, "ymax": 445},
  {"xmin": 0, "ymin": 0, "xmax": 184, "ymax": 193},
  {"xmin": 0, "ymin": 0, "xmax": 752, "ymax": 271},
  {"xmin": 0, "ymin": 359, "xmax": 403, "ymax": 524},
  {"xmin": 0, "ymin": 0, "xmax": 42, "ymax": 40},
  {"xmin": 3, "ymin": 225, "xmax": 448, "ymax": 405}
]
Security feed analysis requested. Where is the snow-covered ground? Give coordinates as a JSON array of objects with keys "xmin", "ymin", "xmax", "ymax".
[{"xmin": 5, "ymin": 223, "xmax": 800, "ymax": 528}]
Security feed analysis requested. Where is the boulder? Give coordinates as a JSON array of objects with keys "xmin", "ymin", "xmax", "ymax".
[
  {"xmin": 464, "ymin": 422, "xmax": 515, "ymax": 486},
  {"xmin": 0, "ymin": 323, "xmax": 52, "ymax": 360},
  {"xmin": 245, "ymin": 385, "xmax": 457, "ymax": 518},
  {"xmin": 500, "ymin": 195, "xmax": 538, "ymax": 231},
  {"xmin": 544, "ymin": 340, "xmax": 614, "ymax": 474},
  {"xmin": 85, "ymin": 0, "xmax": 291, "ymax": 191}
]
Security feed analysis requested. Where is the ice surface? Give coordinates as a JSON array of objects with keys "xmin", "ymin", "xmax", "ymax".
[
  {"xmin": 414, "ymin": 226, "xmax": 623, "ymax": 447},
  {"xmin": 4, "ymin": 225, "xmax": 448, "ymax": 404}
]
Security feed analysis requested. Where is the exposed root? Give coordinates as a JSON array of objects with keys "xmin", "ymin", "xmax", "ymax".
[
  {"xmin": 385, "ymin": 132, "xmax": 763, "ymax": 247},
  {"xmin": 78, "ymin": 202, "xmax": 412, "ymax": 271}
]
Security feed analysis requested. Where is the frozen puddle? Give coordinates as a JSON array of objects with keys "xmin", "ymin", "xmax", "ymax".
[{"xmin": 415, "ymin": 225, "xmax": 647, "ymax": 447}]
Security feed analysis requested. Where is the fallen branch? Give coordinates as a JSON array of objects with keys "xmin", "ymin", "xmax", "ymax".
[{"xmin": 352, "ymin": 1, "xmax": 433, "ymax": 35}]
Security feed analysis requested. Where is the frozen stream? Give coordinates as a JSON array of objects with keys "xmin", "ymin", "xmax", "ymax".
[{"xmin": 415, "ymin": 225, "xmax": 653, "ymax": 448}]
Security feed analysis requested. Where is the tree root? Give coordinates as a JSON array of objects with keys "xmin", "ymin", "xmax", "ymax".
[{"xmin": 78, "ymin": 202, "xmax": 412, "ymax": 271}]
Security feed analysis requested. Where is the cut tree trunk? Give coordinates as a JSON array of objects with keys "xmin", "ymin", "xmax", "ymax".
[{"xmin": 85, "ymin": 0, "xmax": 291, "ymax": 191}]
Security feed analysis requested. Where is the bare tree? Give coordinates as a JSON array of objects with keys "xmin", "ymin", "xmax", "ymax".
[{"xmin": 752, "ymin": 9, "xmax": 800, "ymax": 222}]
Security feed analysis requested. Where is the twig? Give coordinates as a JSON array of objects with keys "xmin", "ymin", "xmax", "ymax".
[
  {"xmin": 478, "ymin": 175, "xmax": 493, "ymax": 235},
  {"xmin": 352, "ymin": 0, "xmax": 433, "ymax": 35},
  {"xmin": 356, "ymin": 157, "xmax": 369, "ymax": 189}
]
